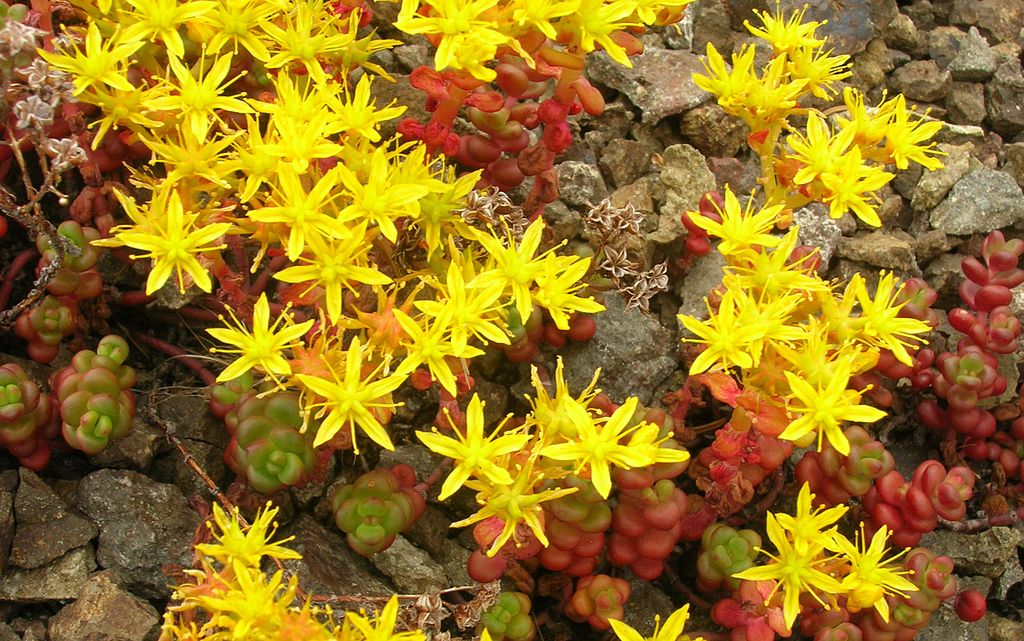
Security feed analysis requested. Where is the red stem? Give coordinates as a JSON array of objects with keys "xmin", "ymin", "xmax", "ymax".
[
  {"xmin": 248, "ymin": 254, "xmax": 289, "ymax": 297},
  {"xmin": 0, "ymin": 248, "xmax": 38, "ymax": 311},
  {"xmin": 116, "ymin": 290, "xmax": 157, "ymax": 307},
  {"xmin": 134, "ymin": 333, "xmax": 217, "ymax": 386},
  {"xmin": 939, "ymin": 506, "xmax": 1024, "ymax": 532}
]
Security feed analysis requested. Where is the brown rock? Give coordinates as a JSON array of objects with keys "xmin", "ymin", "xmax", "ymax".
[{"xmin": 48, "ymin": 571, "xmax": 159, "ymax": 641}]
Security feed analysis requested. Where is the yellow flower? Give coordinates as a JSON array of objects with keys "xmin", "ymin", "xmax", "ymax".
[
  {"xmin": 343, "ymin": 596, "xmax": 424, "ymax": 641},
  {"xmin": 201, "ymin": 0, "xmax": 278, "ymax": 61},
  {"xmin": 528, "ymin": 356, "xmax": 600, "ymax": 441},
  {"xmin": 610, "ymin": 604, "xmax": 705, "ymax": 641},
  {"xmin": 394, "ymin": 305, "xmax": 482, "ymax": 395},
  {"xmin": 336, "ymin": 146, "xmax": 431, "ymax": 243},
  {"xmin": 693, "ymin": 43, "xmax": 758, "ymax": 117},
  {"xmin": 98, "ymin": 186, "xmax": 232, "ymax": 295},
  {"xmin": 473, "ymin": 218, "xmax": 548, "ymax": 324},
  {"xmin": 118, "ymin": 0, "xmax": 215, "ymax": 59},
  {"xmin": 847, "ymin": 272, "xmax": 932, "ymax": 366},
  {"xmin": 745, "ymin": 4, "xmax": 825, "ymax": 55},
  {"xmin": 248, "ymin": 164, "xmax": 346, "ymax": 261},
  {"xmin": 540, "ymin": 397, "xmax": 689, "ymax": 498},
  {"xmin": 532, "ymin": 253, "xmax": 606, "ymax": 331},
  {"xmin": 561, "ymin": 0, "xmax": 641, "ymax": 67},
  {"xmin": 415, "ymin": 260, "xmax": 509, "ymax": 354},
  {"xmin": 326, "ymin": 74, "xmax": 407, "ymax": 143},
  {"xmin": 261, "ymin": 0, "xmax": 357, "ymax": 84},
  {"xmin": 145, "ymin": 53, "xmax": 253, "ymax": 141},
  {"xmin": 817, "ymin": 145, "xmax": 892, "ymax": 227},
  {"xmin": 416, "ymin": 394, "xmax": 530, "ymax": 500},
  {"xmin": 678, "ymin": 290, "xmax": 760, "ymax": 374},
  {"xmin": 395, "ymin": 0, "xmax": 511, "ymax": 81},
  {"xmin": 879, "ymin": 94, "xmax": 945, "ymax": 171},
  {"xmin": 194, "ymin": 502, "xmax": 301, "ymax": 572},
  {"xmin": 831, "ymin": 525, "xmax": 917, "ymax": 622},
  {"xmin": 774, "ymin": 483, "xmax": 848, "ymax": 555},
  {"xmin": 685, "ymin": 186, "xmax": 783, "ymax": 258},
  {"xmin": 296, "ymin": 336, "xmax": 405, "ymax": 451},
  {"xmin": 39, "ymin": 23, "xmax": 142, "ymax": 96},
  {"xmin": 206, "ymin": 292, "xmax": 314, "ymax": 383},
  {"xmin": 780, "ymin": 358, "xmax": 887, "ymax": 455},
  {"xmin": 733, "ymin": 510, "xmax": 844, "ymax": 629}
]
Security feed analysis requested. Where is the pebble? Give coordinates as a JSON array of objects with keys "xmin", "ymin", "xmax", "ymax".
[{"xmin": 930, "ymin": 167, "xmax": 1024, "ymax": 234}]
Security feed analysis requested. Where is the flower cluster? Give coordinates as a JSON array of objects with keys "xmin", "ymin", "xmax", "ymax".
[
  {"xmin": 693, "ymin": 4, "xmax": 943, "ymax": 226},
  {"xmin": 417, "ymin": 358, "xmax": 690, "ymax": 555}
]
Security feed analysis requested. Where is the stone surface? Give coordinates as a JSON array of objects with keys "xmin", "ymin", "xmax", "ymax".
[
  {"xmin": 945, "ymin": 82, "xmax": 987, "ymax": 126},
  {"xmin": 989, "ymin": 614, "xmax": 1024, "ymax": 641},
  {"xmin": 649, "ymin": 144, "xmax": 716, "ymax": 245},
  {"xmin": 561, "ymin": 293, "xmax": 677, "ymax": 405},
  {"xmin": 586, "ymin": 48, "xmax": 711, "ymax": 124},
  {"xmin": 598, "ymin": 139, "xmax": 653, "ymax": 189},
  {"xmin": 280, "ymin": 514, "xmax": 392, "ymax": 598},
  {"xmin": 836, "ymin": 231, "xmax": 918, "ymax": 273},
  {"xmin": 10, "ymin": 468, "xmax": 97, "ymax": 570},
  {"xmin": 87, "ymin": 414, "xmax": 162, "ymax": 471},
  {"xmin": 919, "ymin": 527, "xmax": 1024, "ymax": 578},
  {"xmin": 0, "ymin": 546, "xmax": 95, "ymax": 602},
  {"xmin": 1002, "ymin": 142, "xmax": 1024, "ymax": 188},
  {"xmin": 986, "ymin": 60, "xmax": 1024, "ymax": 137},
  {"xmin": 911, "ymin": 143, "xmax": 975, "ymax": 213},
  {"xmin": 47, "ymin": 571, "xmax": 159, "ymax": 641},
  {"xmin": 930, "ymin": 168, "xmax": 1024, "ymax": 234},
  {"xmin": 371, "ymin": 535, "xmax": 447, "ymax": 594},
  {"xmin": 676, "ymin": 251, "xmax": 727, "ymax": 324},
  {"xmin": 949, "ymin": 27, "xmax": 997, "ymax": 81},
  {"xmin": 889, "ymin": 59, "xmax": 951, "ymax": 103},
  {"xmin": 0, "ymin": 623, "xmax": 16, "ymax": 641},
  {"xmin": 0, "ymin": 470, "xmax": 15, "ymax": 571},
  {"xmin": 850, "ymin": 38, "xmax": 892, "ymax": 91},
  {"xmin": 927, "ymin": 27, "xmax": 967, "ymax": 70},
  {"xmin": 76, "ymin": 469, "xmax": 199, "ymax": 598},
  {"xmin": 556, "ymin": 160, "xmax": 608, "ymax": 209},
  {"xmin": 680, "ymin": 103, "xmax": 746, "ymax": 157},
  {"xmin": 949, "ymin": 0, "xmax": 1024, "ymax": 44},
  {"xmin": 793, "ymin": 204, "xmax": 842, "ymax": 269},
  {"xmin": 779, "ymin": 0, "xmax": 874, "ymax": 55},
  {"xmin": 882, "ymin": 12, "xmax": 922, "ymax": 54}
]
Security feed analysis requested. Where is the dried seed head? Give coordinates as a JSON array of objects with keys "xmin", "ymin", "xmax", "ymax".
[
  {"xmin": 13, "ymin": 94, "xmax": 54, "ymax": 130},
  {"xmin": 0, "ymin": 18, "xmax": 44, "ymax": 57}
]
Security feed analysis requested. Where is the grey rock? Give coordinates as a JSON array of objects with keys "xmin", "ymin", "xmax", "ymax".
[
  {"xmin": 793, "ymin": 204, "xmax": 842, "ymax": 269},
  {"xmin": 280, "ymin": 514, "xmax": 392, "ymax": 598},
  {"xmin": 435, "ymin": 542, "xmax": 473, "ymax": 587},
  {"xmin": 152, "ymin": 393, "xmax": 228, "ymax": 447},
  {"xmin": 889, "ymin": 59, "xmax": 951, "ymax": 102},
  {"xmin": 911, "ymin": 143, "xmax": 975, "ymax": 213},
  {"xmin": 837, "ymin": 231, "xmax": 919, "ymax": 273},
  {"xmin": 622, "ymin": 574, "xmax": 674, "ymax": 635},
  {"xmin": 10, "ymin": 469, "xmax": 97, "ymax": 570},
  {"xmin": 945, "ymin": 82, "xmax": 987, "ymax": 126},
  {"xmin": 919, "ymin": 526, "xmax": 1024, "ymax": 578},
  {"xmin": 369, "ymin": 74, "xmax": 432, "ymax": 142},
  {"xmin": 950, "ymin": 0, "xmax": 1024, "ymax": 44},
  {"xmin": 599, "ymin": 139, "xmax": 653, "ymax": 189},
  {"xmin": 0, "ymin": 471, "xmax": 14, "ymax": 571},
  {"xmin": 778, "ymin": 0, "xmax": 874, "ymax": 55},
  {"xmin": 690, "ymin": 0, "xmax": 734, "ymax": 56},
  {"xmin": 916, "ymin": 577, "xmax": 990, "ymax": 641},
  {"xmin": 403, "ymin": 506, "xmax": 451, "ymax": 556},
  {"xmin": 0, "ymin": 623, "xmax": 16, "ymax": 641},
  {"xmin": 649, "ymin": 144, "xmax": 715, "ymax": 245},
  {"xmin": 378, "ymin": 443, "xmax": 443, "ymax": 486},
  {"xmin": 561, "ymin": 293, "xmax": 677, "ymax": 405},
  {"xmin": 371, "ymin": 535, "xmax": 447, "ymax": 594},
  {"xmin": 986, "ymin": 60, "xmax": 1024, "ymax": 137},
  {"xmin": 850, "ymin": 38, "xmax": 892, "ymax": 92},
  {"xmin": 581, "ymin": 99, "xmax": 635, "ymax": 151},
  {"xmin": 992, "ymin": 530, "xmax": 1024, "ymax": 599},
  {"xmin": 586, "ymin": 48, "xmax": 711, "ymax": 125},
  {"xmin": 76, "ymin": 469, "xmax": 199, "ymax": 598},
  {"xmin": 47, "ymin": 571, "xmax": 159, "ymax": 641},
  {"xmin": 707, "ymin": 156, "xmax": 759, "ymax": 196},
  {"xmin": 0, "ymin": 546, "xmax": 95, "ymax": 602},
  {"xmin": 392, "ymin": 44, "xmax": 430, "ymax": 72},
  {"xmin": 883, "ymin": 12, "xmax": 922, "ymax": 53},
  {"xmin": 928, "ymin": 26, "xmax": 967, "ymax": 70},
  {"xmin": 87, "ymin": 413, "xmax": 161, "ymax": 470},
  {"xmin": 556, "ymin": 161, "xmax": 607, "ymax": 209},
  {"xmin": 609, "ymin": 176, "xmax": 660, "ymax": 224},
  {"xmin": 680, "ymin": 103, "xmax": 746, "ymax": 157},
  {"xmin": 930, "ymin": 168, "xmax": 1024, "ymax": 234},
  {"xmin": 925, "ymin": 253, "xmax": 968, "ymax": 299},
  {"xmin": 932, "ymin": 123, "xmax": 987, "ymax": 147},
  {"xmin": 1001, "ymin": 142, "xmax": 1024, "ymax": 188},
  {"xmin": 904, "ymin": 0, "xmax": 937, "ymax": 32},
  {"xmin": 989, "ymin": 614, "xmax": 1024, "ymax": 641},
  {"xmin": 949, "ymin": 27, "xmax": 998, "ymax": 81},
  {"xmin": 19, "ymin": 622, "xmax": 45, "ymax": 641},
  {"xmin": 676, "ymin": 251, "xmax": 727, "ymax": 324},
  {"xmin": 1012, "ymin": 281, "xmax": 1024, "ymax": 321},
  {"xmin": 914, "ymin": 229, "xmax": 956, "ymax": 264},
  {"xmin": 542, "ymin": 200, "xmax": 583, "ymax": 244}
]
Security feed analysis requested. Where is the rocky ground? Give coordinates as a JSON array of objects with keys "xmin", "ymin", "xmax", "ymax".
[{"xmin": 2, "ymin": 0, "xmax": 1024, "ymax": 639}]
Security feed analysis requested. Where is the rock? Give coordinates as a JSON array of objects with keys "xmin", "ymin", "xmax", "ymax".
[
  {"xmin": 586, "ymin": 48, "xmax": 711, "ymax": 125},
  {"xmin": 280, "ymin": 514, "xmax": 392, "ymax": 598},
  {"xmin": 542, "ymin": 200, "xmax": 583, "ymax": 244},
  {"xmin": 930, "ymin": 168, "xmax": 1024, "ymax": 234},
  {"xmin": 793, "ymin": 204, "xmax": 843, "ymax": 269},
  {"xmin": 986, "ymin": 60, "xmax": 1024, "ymax": 137},
  {"xmin": 556, "ymin": 161, "xmax": 608, "ymax": 209},
  {"xmin": 1001, "ymin": 142, "xmax": 1024, "ymax": 188},
  {"xmin": 911, "ymin": 143, "xmax": 975, "ymax": 213},
  {"xmin": 435, "ymin": 542, "xmax": 473, "ymax": 587},
  {"xmin": 989, "ymin": 614, "xmax": 1024, "ymax": 641},
  {"xmin": 850, "ymin": 38, "xmax": 892, "ymax": 92},
  {"xmin": 707, "ymin": 156, "xmax": 759, "ymax": 196},
  {"xmin": 676, "ymin": 251, "xmax": 727, "ymax": 323},
  {"xmin": 87, "ymin": 413, "xmax": 161, "ymax": 471},
  {"xmin": 0, "ymin": 470, "xmax": 14, "ymax": 571},
  {"xmin": 836, "ymin": 231, "xmax": 918, "ymax": 273},
  {"xmin": 945, "ymin": 82, "xmax": 987, "ymax": 126},
  {"xmin": 690, "ymin": 0, "xmax": 734, "ymax": 55},
  {"xmin": 649, "ymin": 144, "xmax": 715, "ymax": 246},
  {"xmin": 0, "ymin": 623, "xmax": 16, "ymax": 641},
  {"xmin": 915, "ymin": 582, "xmax": 989, "ymax": 641},
  {"xmin": 403, "ymin": 506, "xmax": 451, "ymax": 556},
  {"xmin": 927, "ymin": 26, "xmax": 967, "ymax": 70},
  {"xmin": 47, "ymin": 571, "xmax": 159, "ymax": 641},
  {"xmin": 949, "ymin": 27, "xmax": 998, "ymax": 81},
  {"xmin": 882, "ymin": 12, "xmax": 922, "ymax": 53},
  {"xmin": 609, "ymin": 176, "xmax": 660, "ymax": 225},
  {"xmin": 914, "ymin": 229, "xmax": 956, "ymax": 264},
  {"xmin": 76, "ymin": 469, "xmax": 199, "ymax": 598},
  {"xmin": 581, "ymin": 99, "xmax": 635, "ymax": 151},
  {"xmin": 949, "ymin": 0, "xmax": 1024, "ymax": 44},
  {"xmin": 561, "ymin": 293, "xmax": 677, "ymax": 405},
  {"xmin": 919, "ymin": 527, "xmax": 1024, "ymax": 578},
  {"xmin": 1010, "ymin": 282, "xmax": 1024, "ymax": 321},
  {"xmin": 779, "ymin": 0, "xmax": 874, "ymax": 55},
  {"xmin": 369, "ymin": 74, "xmax": 432, "ymax": 142},
  {"xmin": 680, "ymin": 103, "xmax": 746, "ymax": 157},
  {"xmin": 888, "ymin": 60, "xmax": 951, "ymax": 103},
  {"xmin": 599, "ymin": 139, "xmax": 653, "ymax": 189},
  {"xmin": 0, "ymin": 546, "xmax": 95, "ymax": 602},
  {"xmin": 622, "ymin": 574, "xmax": 675, "ymax": 635},
  {"xmin": 371, "ymin": 535, "xmax": 447, "ymax": 594},
  {"xmin": 10, "ymin": 469, "xmax": 97, "ymax": 570},
  {"xmin": 378, "ymin": 443, "xmax": 442, "ymax": 486}
]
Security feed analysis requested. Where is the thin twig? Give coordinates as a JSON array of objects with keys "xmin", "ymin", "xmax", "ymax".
[{"xmin": 939, "ymin": 506, "xmax": 1024, "ymax": 533}]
